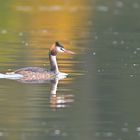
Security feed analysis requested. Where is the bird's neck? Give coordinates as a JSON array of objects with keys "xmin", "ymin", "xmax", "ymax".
[{"xmin": 49, "ymin": 53, "xmax": 59, "ymax": 73}]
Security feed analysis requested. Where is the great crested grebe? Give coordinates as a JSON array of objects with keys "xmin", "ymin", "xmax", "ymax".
[{"xmin": 5, "ymin": 42, "xmax": 74, "ymax": 81}]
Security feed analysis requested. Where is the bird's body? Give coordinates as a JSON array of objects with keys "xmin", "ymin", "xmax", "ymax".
[
  {"xmin": 14, "ymin": 67, "xmax": 54, "ymax": 81},
  {"xmin": 5, "ymin": 42, "xmax": 74, "ymax": 81}
]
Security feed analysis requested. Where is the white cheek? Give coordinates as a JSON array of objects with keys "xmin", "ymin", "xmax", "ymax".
[{"xmin": 56, "ymin": 47, "xmax": 64, "ymax": 53}]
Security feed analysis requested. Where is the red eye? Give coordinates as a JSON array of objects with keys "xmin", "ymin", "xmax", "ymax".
[{"xmin": 61, "ymin": 48, "xmax": 65, "ymax": 51}]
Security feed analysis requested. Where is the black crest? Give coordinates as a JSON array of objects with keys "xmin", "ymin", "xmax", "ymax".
[{"xmin": 55, "ymin": 42, "xmax": 64, "ymax": 48}]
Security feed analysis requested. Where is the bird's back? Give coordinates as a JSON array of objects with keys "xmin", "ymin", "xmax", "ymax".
[{"xmin": 14, "ymin": 67, "xmax": 55, "ymax": 81}]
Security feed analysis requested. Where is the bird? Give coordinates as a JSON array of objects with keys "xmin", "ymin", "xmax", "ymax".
[{"xmin": 5, "ymin": 42, "xmax": 74, "ymax": 81}]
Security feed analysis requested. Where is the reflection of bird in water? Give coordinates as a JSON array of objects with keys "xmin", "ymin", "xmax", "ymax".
[
  {"xmin": 0, "ymin": 42, "xmax": 74, "ymax": 82},
  {"xmin": 49, "ymin": 79, "xmax": 74, "ymax": 109}
]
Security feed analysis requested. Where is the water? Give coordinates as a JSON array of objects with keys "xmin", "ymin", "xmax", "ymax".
[{"xmin": 0, "ymin": 0, "xmax": 140, "ymax": 140}]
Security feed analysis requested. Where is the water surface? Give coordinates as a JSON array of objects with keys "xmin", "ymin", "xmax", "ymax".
[{"xmin": 0, "ymin": 0, "xmax": 140, "ymax": 140}]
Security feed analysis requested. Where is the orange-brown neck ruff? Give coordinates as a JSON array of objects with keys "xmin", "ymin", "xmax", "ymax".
[
  {"xmin": 49, "ymin": 43, "xmax": 57, "ymax": 56},
  {"xmin": 49, "ymin": 43, "xmax": 59, "ymax": 73}
]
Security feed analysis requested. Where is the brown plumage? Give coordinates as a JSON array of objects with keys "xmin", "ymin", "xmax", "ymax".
[{"xmin": 14, "ymin": 67, "xmax": 55, "ymax": 81}]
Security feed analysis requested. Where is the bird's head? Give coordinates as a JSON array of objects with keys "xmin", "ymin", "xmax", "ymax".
[{"xmin": 49, "ymin": 42, "xmax": 75, "ymax": 56}]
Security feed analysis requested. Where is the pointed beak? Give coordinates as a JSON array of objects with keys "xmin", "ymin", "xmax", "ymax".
[{"xmin": 63, "ymin": 49, "xmax": 75, "ymax": 54}]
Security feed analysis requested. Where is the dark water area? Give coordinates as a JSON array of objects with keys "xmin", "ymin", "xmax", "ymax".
[{"xmin": 0, "ymin": 0, "xmax": 140, "ymax": 140}]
